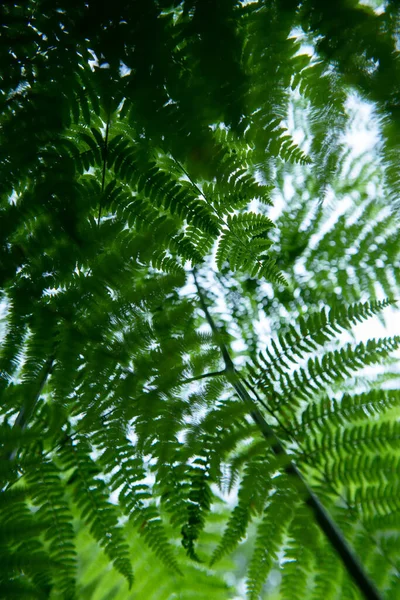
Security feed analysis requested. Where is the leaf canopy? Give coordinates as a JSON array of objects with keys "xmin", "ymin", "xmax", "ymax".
[{"xmin": 1, "ymin": 1, "xmax": 400, "ymax": 599}]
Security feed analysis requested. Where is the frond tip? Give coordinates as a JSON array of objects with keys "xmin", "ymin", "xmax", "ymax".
[{"xmin": 60, "ymin": 437, "xmax": 134, "ymax": 588}]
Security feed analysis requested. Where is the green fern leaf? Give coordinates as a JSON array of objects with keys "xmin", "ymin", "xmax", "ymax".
[
  {"xmin": 26, "ymin": 457, "xmax": 77, "ymax": 598},
  {"xmin": 60, "ymin": 436, "xmax": 134, "ymax": 588},
  {"xmin": 211, "ymin": 451, "xmax": 274, "ymax": 566},
  {"xmin": 246, "ymin": 484, "xmax": 295, "ymax": 600}
]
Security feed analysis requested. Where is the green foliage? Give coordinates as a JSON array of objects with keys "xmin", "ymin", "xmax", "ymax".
[
  {"xmin": 73, "ymin": 508, "xmax": 236, "ymax": 600},
  {"xmin": 59, "ymin": 437, "xmax": 133, "ymax": 588},
  {"xmin": 26, "ymin": 457, "xmax": 77, "ymax": 598},
  {"xmin": 246, "ymin": 483, "xmax": 295, "ymax": 600},
  {"xmin": 216, "ymin": 213, "xmax": 285, "ymax": 283},
  {"xmin": 211, "ymin": 450, "xmax": 275, "ymax": 566},
  {"xmin": 1, "ymin": 1, "xmax": 400, "ymax": 599}
]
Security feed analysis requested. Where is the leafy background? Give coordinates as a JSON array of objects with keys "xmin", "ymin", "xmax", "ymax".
[{"xmin": 1, "ymin": 1, "xmax": 400, "ymax": 599}]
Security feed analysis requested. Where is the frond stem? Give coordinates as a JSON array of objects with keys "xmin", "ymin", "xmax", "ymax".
[
  {"xmin": 171, "ymin": 155, "xmax": 223, "ymax": 218},
  {"xmin": 179, "ymin": 370, "xmax": 226, "ymax": 385},
  {"xmin": 242, "ymin": 376, "xmax": 292, "ymax": 439}
]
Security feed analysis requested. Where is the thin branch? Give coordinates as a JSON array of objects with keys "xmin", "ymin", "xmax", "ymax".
[
  {"xmin": 179, "ymin": 370, "xmax": 226, "ymax": 385},
  {"xmin": 193, "ymin": 269, "xmax": 383, "ymax": 600}
]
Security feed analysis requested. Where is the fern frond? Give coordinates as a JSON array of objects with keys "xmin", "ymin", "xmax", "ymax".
[
  {"xmin": 325, "ymin": 453, "xmax": 400, "ymax": 488},
  {"xmin": 279, "ymin": 505, "xmax": 320, "ymax": 600},
  {"xmin": 269, "ymin": 126, "xmax": 312, "ymax": 165},
  {"xmin": 93, "ymin": 420, "xmax": 181, "ymax": 574},
  {"xmin": 296, "ymin": 388, "xmax": 400, "ymax": 438},
  {"xmin": 251, "ymin": 300, "xmax": 394, "ymax": 385},
  {"xmin": 0, "ymin": 309, "xmax": 27, "ymax": 387},
  {"xmin": 303, "ymin": 420, "xmax": 400, "ymax": 462},
  {"xmin": 310, "ymin": 543, "xmax": 345, "ymax": 600},
  {"xmin": 225, "ymin": 438, "xmax": 267, "ymax": 494},
  {"xmin": 349, "ymin": 482, "xmax": 400, "ymax": 519},
  {"xmin": 246, "ymin": 485, "xmax": 295, "ymax": 600},
  {"xmin": 26, "ymin": 456, "xmax": 77, "ymax": 598},
  {"xmin": 71, "ymin": 505, "xmax": 236, "ymax": 600},
  {"xmin": 59, "ymin": 436, "xmax": 133, "ymax": 588},
  {"xmin": 0, "ymin": 485, "xmax": 53, "ymax": 597},
  {"xmin": 211, "ymin": 451, "xmax": 274, "ymax": 566},
  {"xmin": 262, "ymin": 336, "xmax": 400, "ymax": 413},
  {"xmin": 181, "ymin": 461, "xmax": 213, "ymax": 562},
  {"xmin": 216, "ymin": 213, "xmax": 285, "ymax": 283},
  {"xmin": 111, "ymin": 142, "xmax": 221, "ymax": 236},
  {"xmin": 2, "ymin": 2, "xmax": 400, "ymax": 598}
]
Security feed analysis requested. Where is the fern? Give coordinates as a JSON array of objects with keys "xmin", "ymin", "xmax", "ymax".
[
  {"xmin": 211, "ymin": 451, "xmax": 275, "ymax": 566},
  {"xmin": 59, "ymin": 436, "xmax": 133, "ymax": 588},
  {"xmin": 250, "ymin": 300, "xmax": 394, "ymax": 384},
  {"xmin": 296, "ymin": 388, "xmax": 400, "ymax": 437},
  {"xmin": 93, "ymin": 418, "xmax": 181, "ymax": 573},
  {"xmin": 26, "ymin": 456, "xmax": 77, "ymax": 599},
  {"xmin": 0, "ymin": 485, "xmax": 53, "ymax": 598},
  {"xmin": 180, "ymin": 460, "xmax": 213, "ymax": 562},
  {"xmin": 246, "ymin": 482, "xmax": 296, "ymax": 600},
  {"xmin": 216, "ymin": 213, "xmax": 285, "ymax": 283},
  {"xmin": 249, "ymin": 301, "xmax": 400, "ymax": 421},
  {"xmin": 2, "ymin": 2, "xmax": 400, "ymax": 599},
  {"xmin": 279, "ymin": 504, "xmax": 320, "ymax": 600}
]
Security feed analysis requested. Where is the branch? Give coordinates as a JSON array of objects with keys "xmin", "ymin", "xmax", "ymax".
[
  {"xmin": 193, "ymin": 270, "xmax": 383, "ymax": 600},
  {"xmin": 179, "ymin": 370, "xmax": 226, "ymax": 385}
]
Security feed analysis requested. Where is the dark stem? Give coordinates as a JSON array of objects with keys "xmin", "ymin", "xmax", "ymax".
[
  {"xmin": 179, "ymin": 370, "xmax": 226, "ymax": 385},
  {"xmin": 193, "ymin": 270, "xmax": 383, "ymax": 600}
]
